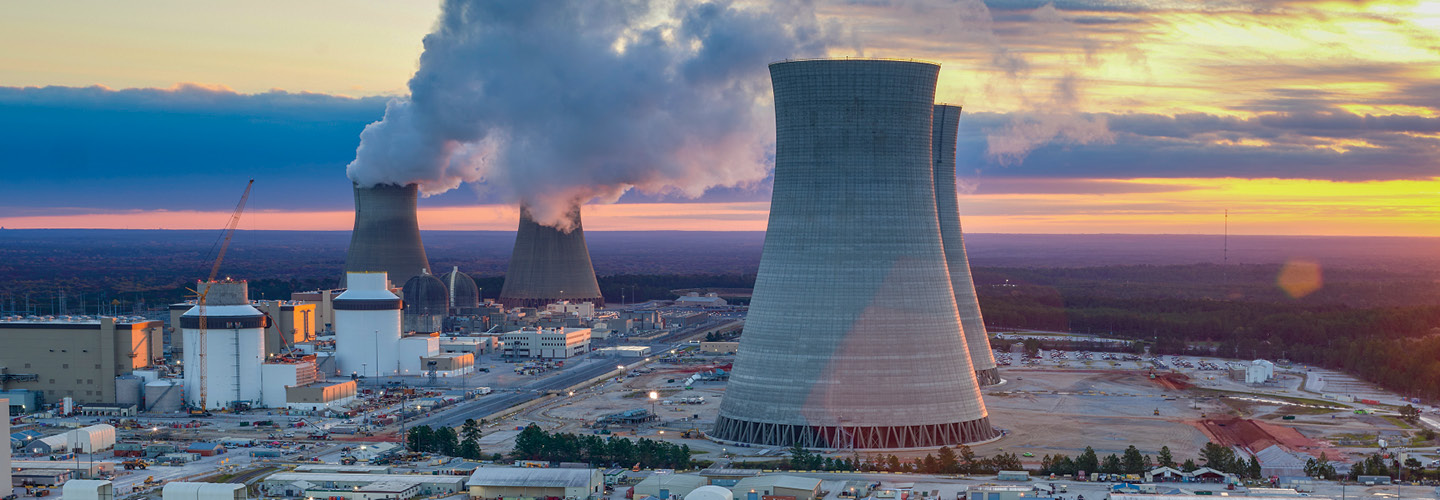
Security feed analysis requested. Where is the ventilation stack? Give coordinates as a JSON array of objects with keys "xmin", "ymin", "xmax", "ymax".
[
  {"xmin": 333, "ymin": 272, "xmax": 402, "ymax": 378},
  {"xmin": 182, "ymin": 280, "xmax": 265, "ymax": 410},
  {"xmin": 712, "ymin": 59, "xmax": 997, "ymax": 449},
  {"xmin": 934, "ymin": 104, "xmax": 1000, "ymax": 386},
  {"xmin": 343, "ymin": 183, "xmax": 432, "ymax": 287},
  {"xmin": 498, "ymin": 203, "xmax": 604, "ymax": 308}
]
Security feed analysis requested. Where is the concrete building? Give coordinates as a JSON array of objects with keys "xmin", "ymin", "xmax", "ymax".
[
  {"xmin": 62, "ymin": 479, "xmax": 114, "ymax": 500},
  {"xmin": 498, "ymin": 203, "xmax": 604, "ymax": 308},
  {"xmin": 182, "ymin": 280, "xmax": 266, "ymax": 410},
  {"xmin": 291, "ymin": 289, "xmax": 342, "ymax": 334},
  {"xmin": 932, "ymin": 104, "xmax": 999, "ymax": 386},
  {"xmin": 420, "ymin": 353, "xmax": 474, "ymax": 377},
  {"xmin": 594, "ymin": 346, "xmax": 652, "ymax": 358},
  {"xmin": 397, "ymin": 335, "xmax": 441, "ymax": 375},
  {"xmin": 965, "ymin": 485, "xmax": 1037, "ymax": 500},
  {"xmin": 634, "ymin": 474, "xmax": 707, "ymax": 499},
  {"xmin": 162, "ymin": 482, "xmax": 247, "ymax": 500},
  {"xmin": 700, "ymin": 342, "xmax": 738, "ymax": 355},
  {"xmin": 545, "ymin": 301, "xmax": 596, "ymax": 318},
  {"xmin": 465, "ymin": 467, "xmax": 602, "ymax": 500},
  {"xmin": 501, "ymin": 327, "xmax": 591, "ymax": 359},
  {"xmin": 334, "ymin": 272, "xmax": 403, "ymax": 378},
  {"xmin": 254, "ymin": 301, "xmax": 317, "ymax": 356},
  {"xmin": 0, "ymin": 316, "xmax": 161, "ymax": 404},
  {"xmin": 438, "ymin": 336, "xmax": 500, "ymax": 356},
  {"xmin": 260, "ymin": 357, "xmax": 318, "ymax": 409},
  {"xmin": 284, "ymin": 380, "xmax": 357, "ymax": 412},
  {"xmin": 712, "ymin": 59, "xmax": 996, "ymax": 449},
  {"xmin": 343, "ymin": 183, "xmax": 432, "ymax": 288},
  {"xmin": 1247, "ymin": 360, "xmax": 1275, "ymax": 384}
]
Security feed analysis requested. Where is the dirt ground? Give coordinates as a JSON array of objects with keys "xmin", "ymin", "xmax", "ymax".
[{"xmin": 476, "ymin": 358, "xmax": 1418, "ymax": 467}]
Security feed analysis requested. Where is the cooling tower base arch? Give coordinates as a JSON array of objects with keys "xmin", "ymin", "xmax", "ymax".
[
  {"xmin": 709, "ymin": 415, "xmax": 999, "ymax": 450},
  {"xmin": 976, "ymin": 368, "xmax": 1001, "ymax": 386}
]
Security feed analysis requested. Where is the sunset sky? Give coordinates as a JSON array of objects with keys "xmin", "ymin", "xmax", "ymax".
[{"xmin": 1, "ymin": 0, "xmax": 1438, "ymax": 235}]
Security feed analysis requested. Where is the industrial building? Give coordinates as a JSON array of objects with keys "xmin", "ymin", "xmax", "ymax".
[
  {"xmin": 501, "ymin": 327, "xmax": 591, "ymax": 358},
  {"xmin": 700, "ymin": 342, "xmax": 738, "ymax": 355},
  {"xmin": 62, "ymin": 479, "xmax": 114, "ymax": 500},
  {"xmin": 334, "ymin": 272, "xmax": 404, "ymax": 378},
  {"xmin": 731, "ymin": 476, "xmax": 821, "ymax": 500},
  {"xmin": 182, "ymin": 280, "xmax": 266, "ymax": 410},
  {"xmin": 284, "ymin": 380, "xmax": 357, "ymax": 411},
  {"xmin": 260, "ymin": 472, "xmax": 465, "ymax": 499},
  {"xmin": 634, "ymin": 474, "xmax": 706, "ymax": 499},
  {"xmin": 162, "ymin": 482, "xmax": 247, "ymax": 500},
  {"xmin": 464, "ymin": 467, "xmax": 603, "ymax": 500},
  {"xmin": 290, "ymin": 289, "xmax": 342, "ymax": 334},
  {"xmin": 343, "ymin": 183, "xmax": 432, "ymax": 287},
  {"xmin": 253, "ymin": 301, "xmax": 317, "ymax": 356},
  {"xmin": 498, "ymin": 203, "xmax": 604, "ymax": 308},
  {"xmin": 419, "ymin": 353, "xmax": 475, "ymax": 377},
  {"xmin": 712, "ymin": 59, "xmax": 996, "ymax": 449},
  {"xmin": 1247, "ymin": 359, "xmax": 1276, "ymax": 383},
  {"xmin": 675, "ymin": 293, "xmax": 728, "ymax": 308},
  {"xmin": 0, "ymin": 315, "xmax": 161, "ymax": 405},
  {"xmin": 932, "ymin": 104, "xmax": 999, "ymax": 386}
]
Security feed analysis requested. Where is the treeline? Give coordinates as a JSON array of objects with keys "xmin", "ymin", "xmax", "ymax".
[
  {"xmin": 511, "ymin": 424, "xmax": 692, "ymax": 469},
  {"xmin": 737, "ymin": 444, "xmax": 1023, "ymax": 474},
  {"xmin": 978, "ymin": 280, "xmax": 1440, "ymax": 400},
  {"xmin": 1040, "ymin": 444, "xmax": 1261, "ymax": 480},
  {"xmin": 1341, "ymin": 452, "xmax": 1439, "ymax": 481},
  {"xmin": 406, "ymin": 420, "xmax": 493, "ymax": 460}
]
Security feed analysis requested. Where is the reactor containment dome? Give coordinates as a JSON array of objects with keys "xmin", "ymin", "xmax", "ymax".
[{"xmin": 711, "ymin": 59, "xmax": 997, "ymax": 449}]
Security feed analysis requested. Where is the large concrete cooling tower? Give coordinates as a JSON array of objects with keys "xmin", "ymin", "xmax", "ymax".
[
  {"xmin": 497, "ymin": 204, "xmax": 604, "ymax": 308},
  {"xmin": 934, "ymin": 104, "xmax": 1000, "ymax": 386},
  {"xmin": 711, "ymin": 59, "xmax": 997, "ymax": 449},
  {"xmin": 344, "ymin": 183, "xmax": 432, "ymax": 287}
]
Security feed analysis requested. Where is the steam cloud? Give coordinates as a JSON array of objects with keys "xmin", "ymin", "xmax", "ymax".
[{"xmin": 347, "ymin": 0, "xmax": 831, "ymax": 228}]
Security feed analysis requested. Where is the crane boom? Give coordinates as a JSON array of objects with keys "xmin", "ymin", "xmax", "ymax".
[{"xmin": 193, "ymin": 179, "xmax": 253, "ymax": 413}]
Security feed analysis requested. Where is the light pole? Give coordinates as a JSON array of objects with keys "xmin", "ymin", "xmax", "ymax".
[{"xmin": 649, "ymin": 390, "xmax": 659, "ymax": 421}]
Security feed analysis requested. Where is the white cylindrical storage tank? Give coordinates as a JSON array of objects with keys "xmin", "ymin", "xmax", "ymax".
[
  {"xmin": 63, "ymin": 479, "xmax": 114, "ymax": 500},
  {"xmin": 334, "ymin": 272, "xmax": 402, "ymax": 379},
  {"xmin": 145, "ymin": 380, "xmax": 183, "ymax": 413},
  {"xmin": 398, "ymin": 335, "xmax": 440, "ymax": 375},
  {"xmin": 115, "ymin": 376, "xmax": 143, "ymax": 407},
  {"xmin": 181, "ymin": 280, "xmax": 266, "ymax": 410}
]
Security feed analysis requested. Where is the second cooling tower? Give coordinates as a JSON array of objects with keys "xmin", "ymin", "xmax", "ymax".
[
  {"xmin": 712, "ymin": 59, "xmax": 997, "ymax": 449},
  {"xmin": 934, "ymin": 104, "xmax": 1000, "ymax": 386},
  {"xmin": 498, "ymin": 203, "xmax": 604, "ymax": 308},
  {"xmin": 344, "ymin": 183, "xmax": 432, "ymax": 287}
]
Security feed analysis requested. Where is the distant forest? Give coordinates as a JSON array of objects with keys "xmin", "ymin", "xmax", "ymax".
[{"xmin": 1, "ymin": 229, "xmax": 1437, "ymax": 400}]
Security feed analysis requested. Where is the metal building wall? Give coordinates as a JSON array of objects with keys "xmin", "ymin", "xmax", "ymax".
[
  {"xmin": 933, "ymin": 104, "xmax": 1000, "ymax": 386},
  {"xmin": 498, "ymin": 204, "xmax": 604, "ymax": 308},
  {"xmin": 712, "ymin": 59, "xmax": 996, "ymax": 449},
  {"xmin": 344, "ymin": 183, "xmax": 432, "ymax": 287}
]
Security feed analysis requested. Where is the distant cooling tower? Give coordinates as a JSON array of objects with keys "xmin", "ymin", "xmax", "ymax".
[
  {"xmin": 712, "ymin": 59, "xmax": 996, "ymax": 449},
  {"xmin": 498, "ymin": 204, "xmax": 604, "ymax": 308},
  {"xmin": 344, "ymin": 183, "xmax": 432, "ymax": 287},
  {"xmin": 934, "ymin": 104, "xmax": 1000, "ymax": 386}
]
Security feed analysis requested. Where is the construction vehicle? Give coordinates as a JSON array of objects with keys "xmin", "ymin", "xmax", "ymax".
[
  {"xmin": 121, "ymin": 459, "xmax": 148, "ymax": 470},
  {"xmin": 340, "ymin": 456, "xmax": 357, "ymax": 465},
  {"xmin": 143, "ymin": 476, "xmax": 160, "ymax": 485},
  {"xmin": 185, "ymin": 179, "xmax": 254, "ymax": 415},
  {"xmin": 680, "ymin": 428, "xmax": 702, "ymax": 439},
  {"xmin": 1154, "ymin": 408, "xmax": 1160, "ymax": 416}
]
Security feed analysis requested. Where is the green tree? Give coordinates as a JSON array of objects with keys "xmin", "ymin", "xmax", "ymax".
[
  {"xmin": 937, "ymin": 446, "xmax": 959, "ymax": 474},
  {"xmin": 459, "ymin": 438, "xmax": 482, "ymax": 460},
  {"xmin": 1182, "ymin": 459, "xmax": 1199, "ymax": 472},
  {"xmin": 460, "ymin": 419, "xmax": 483, "ymax": 443},
  {"xmin": 407, "ymin": 425, "xmax": 434, "ymax": 453},
  {"xmin": 1399, "ymin": 405, "xmax": 1420, "ymax": 422},
  {"xmin": 992, "ymin": 453, "xmax": 1024, "ymax": 472},
  {"xmin": 1404, "ymin": 458, "xmax": 1422, "ymax": 479},
  {"xmin": 1200, "ymin": 442, "xmax": 1237, "ymax": 472},
  {"xmin": 434, "ymin": 426, "xmax": 460, "ymax": 456},
  {"xmin": 1077, "ymin": 446, "xmax": 1100, "ymax": 474},
  {"xmin": 1122, "ymin": 446, "xmax": 1146, "ymax": 474},
  {"xmin": 1158, "ymin": 446, "xmax": 1176, "ymax": 468},
  {"xmin": 511, "ymin": 424, "xmax": 548, "ymax": 460},
  {"xmin": 1101, "ymin": 454, "xmax": 1123, "ymax": 474},
  {"xmin": 1247, "ymin": 456, "xmax": 1262, "ymax": 480},
  {"xmin": 787, "ymin": 442, "xmax": 812, "ymax": 471},
  {"xmin": 957, "ymin": 445, "xmax": 978, "ymax": 473}
]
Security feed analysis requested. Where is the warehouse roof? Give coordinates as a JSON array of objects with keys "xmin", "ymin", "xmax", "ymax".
[
  {"xmin": 466, "ymin": 467, "xmax": 598, "ymax": 488},
  {"xmin": 264, "ymin": 472, "xmax": 463, "ymax": 486},
  {"xmin": 734, "ymin": 475, "xmax": 821, "ymax": 492}
]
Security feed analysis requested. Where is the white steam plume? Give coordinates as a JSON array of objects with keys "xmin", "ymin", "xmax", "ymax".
[{"xmin": 347, "ymin": 0, "xmax": 832, "ymax": 228}]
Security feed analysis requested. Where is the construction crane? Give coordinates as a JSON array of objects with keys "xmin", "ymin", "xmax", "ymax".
[{"xmin": 187, "ymin": 179, "xmax": 253, "ymax": 414}]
